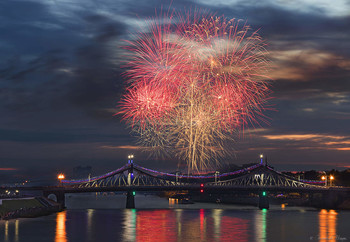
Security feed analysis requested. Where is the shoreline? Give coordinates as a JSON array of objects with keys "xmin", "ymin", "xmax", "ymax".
[{"xmin": 0, "ymin": 196, "xmax": 62, "ymax": 220}]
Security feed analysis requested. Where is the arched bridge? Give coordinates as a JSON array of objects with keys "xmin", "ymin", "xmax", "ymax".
[
  {"xmin": 61, "ymin": 162, "xmax": 325, "ymax": 189},
  {"xmin": 4, "ymin": 161, "xmax": 350, "ymax": 209}
]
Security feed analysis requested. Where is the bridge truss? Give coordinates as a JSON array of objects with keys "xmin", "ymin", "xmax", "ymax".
[{"xmin": 62, "ymin": 162, "xmax": 325, "ymax": 189}]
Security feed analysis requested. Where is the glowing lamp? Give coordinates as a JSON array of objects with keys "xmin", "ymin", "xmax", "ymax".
[
  {"xmin": 330, "ymin": 175, "xmax": 334, "ymax": 180},
  {"xmin": 58, "ymin": 174, "xmax": 65, "ymax": 180},
  {"xmin": 321, "ymin": 176, "xmax": 326, "ymax": 180}
]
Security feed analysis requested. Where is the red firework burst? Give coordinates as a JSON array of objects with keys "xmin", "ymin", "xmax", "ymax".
[{"xmin": 118, "ymin": 11, "xmax": 271, "ymax": 172}]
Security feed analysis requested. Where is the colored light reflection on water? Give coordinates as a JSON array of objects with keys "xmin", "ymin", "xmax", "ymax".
[
  {"xmin": 2, "ymin": 220, "xmax": 18, "ymax": 242},
  {"xmin": 212, "ymin": 209, "xmax": 222, "ymax": 241},
  {"xmin": 254, "ymin": 208, "xmax": 267, "ymax": 242},
  {"xmin": 319, "ymin": 209, "xmax": 337, "ymax": 242},
  {"xmin": 15, "ymin": 219, "xmax": 19, "ymax": 242},
  {"xmin": 55, "ymin": 211, "xmax": 67, "ymax": 242},
  {"xmin": 123, "ymin": 209, "xmax": 136, "ymax": 241},
  {"xmin": 136, "ymin": 210, "xmax": 177, "ymax": 242},
  {"xmin": 1, "ymin": 206, "xmax": 349, "ymax": 242},
  {"xmin": 4, "ymin": 220, "xmax": 8, "ymax": 241}
]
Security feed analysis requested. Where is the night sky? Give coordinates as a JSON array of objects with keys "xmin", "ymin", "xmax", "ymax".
[{"xmin": 1, "ymin": 0, "xmax": 350, "ymax": 182}]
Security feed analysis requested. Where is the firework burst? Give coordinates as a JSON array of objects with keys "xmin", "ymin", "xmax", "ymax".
[{"xmin": 118, "ymin": 12, "xmax": 271, "ymax": 173}]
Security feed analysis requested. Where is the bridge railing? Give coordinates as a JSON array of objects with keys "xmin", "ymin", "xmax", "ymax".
[{"xmin": 61, "ymin": 164, "xmax": 130, "ymax": 184}]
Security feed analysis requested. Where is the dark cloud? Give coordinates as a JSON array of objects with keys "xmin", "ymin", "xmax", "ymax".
[
  {"xmin": 0, "ymin": 128, "xmax": 132, "ymax": 143},
  {"xmin": 0, "ymin": 0, "xmax": 349, "ymax": 181}
]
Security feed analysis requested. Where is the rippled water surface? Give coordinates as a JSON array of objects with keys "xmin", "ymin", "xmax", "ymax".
[{"xmin": 1, "ymin": 195, "xmax": 350, "ymax": 242}]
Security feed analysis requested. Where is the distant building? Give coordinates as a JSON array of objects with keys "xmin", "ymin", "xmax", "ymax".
[{"xmin": 73, "ymin": 166, "xmax": 92, "ymax": 179}]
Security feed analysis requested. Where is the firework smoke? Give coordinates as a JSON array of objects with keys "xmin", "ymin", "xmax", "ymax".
[{"xmin": 118, "ymin": 12, "xmax": 271, "ymax": 172}]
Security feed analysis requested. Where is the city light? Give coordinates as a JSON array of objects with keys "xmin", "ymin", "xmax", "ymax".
[
  {"xmin": 58, "ymin": 174, "xmax": 65, "ymax": 180},
  {"xmin": 128, "ymin": 154, "xmax": 134, "ymax": 164},
  {"xmin": 260, "ymin": 154, "xmax": 264, "ymax": 164},
  {"xmin": 321, "ymin": 174, "xmax": 335, "ymax": 186},
  {"xmin": 262, "ymin": 191, "xmax": 266, "ymax": 197}
]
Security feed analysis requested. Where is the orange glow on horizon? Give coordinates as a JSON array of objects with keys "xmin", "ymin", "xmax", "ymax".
[
  {"xmin": 262, "ymin": 133, "xmax": 350, "ymax": 151},
  {"xmin": 262, "ymin": 134, "xmax": 345, "ymax": 141},
  {"xmin": 0, "ymin": 168, "xmax": 17, "ymax": 171}
]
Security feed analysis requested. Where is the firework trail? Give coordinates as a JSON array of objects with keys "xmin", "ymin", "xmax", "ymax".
[{"xmin": 118, "ymin": 12, "xmax": 271, "ymax": 173}]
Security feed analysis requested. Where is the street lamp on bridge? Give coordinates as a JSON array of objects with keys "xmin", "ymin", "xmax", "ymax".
[
  {"xmin": 260, "ymin": 154, "xmax": 267, "ymax": 165},
  {"xmin": 58, "ymin": 174, "xmax": 65, "ymax": 185},
  {"xmin": 128, "ymin": 154, "xmax": 134, "ymax": 164},
  {"xmin": 321, "ymin": 175, "xmax": 327, "ymax": 186},
  {"xmin": 330, "ymin": 175, "xmax": 335, "ymax": 186},
  {"xmin": 321, "ymin": 174, "xmax": 335, "ymax": 187}
]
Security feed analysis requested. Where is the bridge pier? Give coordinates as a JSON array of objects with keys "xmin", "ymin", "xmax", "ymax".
[
  {"xmin": 323, "ymin": 190, "xmax": 339, "ymax": 209},
  {"xmin": 126, "ymin": 191, "xmax": 135, "ymax": 209},
  {"xmin": 43, "ymin": 189, "xmax": 65, "ymax": 209},
  {"xmin": 258, "ymin": 192, "xmax": 269, "ymax": 209}
]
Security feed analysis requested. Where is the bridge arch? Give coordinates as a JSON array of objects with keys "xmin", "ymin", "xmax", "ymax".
[
  {"xmin": 47, "ymin": 193, "xmax": 57, "ymax": 202},
  {"xmin": 43, "ymin": 190, "xmax": 66, "ymax": 208}
]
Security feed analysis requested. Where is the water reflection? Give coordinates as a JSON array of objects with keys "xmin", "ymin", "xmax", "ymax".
[
  {"xmin": 221, "ymin": 214, "xmax": 249, "ymax": 241},
  {"xmin": 212, "ymin": 209, "xmax": 223, "ymax": 241},
  {"xmin": 2, "ymin": 219, "xmax": 20, "ymax": 242},
  {"xmin": 175, "ymin": 209, "xmax": 183, "ymax": 240},
  {"xmin": 1, "ymin": 207, "xmax": 347, "ymax": 242},
  {"xmin": 199, "ymin": 209, "xmax": 206, "ymax": 241},
  {"xmin": 319, "ymin": 209, "xmax": 337, "ymax": 242},
  {"xmin": 87, "ymin": 209, "xmax": 94, "ymax": 239},
  {"xmin": 123, "ymin": 209, "xmax": 136, "ymax": 242},
  {"xmin": 4, "ymin": 220, "xmax": 8, "ymax": 241},
  {"xmin": 169, "ymin": 198, "xmax": 177, "ymax": 207},
  {"xmin": 122, "ymin": 209, "xmax": 251, "ymax": 241},
  {"xmin": 136, "ymin": 210, "xmax": 177, "ymax": 242},
  {"xmin": 15, "ymin": 219, "xmax": 19, "ymax": 242},
  {"xmin": 55, "ymin": 211, "xmax": 67, "ymax": 242},
  {"xmin": 255, "ymin": 209, "xmax": 267, "ymax": 242}
]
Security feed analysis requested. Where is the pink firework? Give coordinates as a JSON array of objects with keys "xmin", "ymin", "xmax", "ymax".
[{"xmin": 118, "ymin": 12, "xmax": 271, "ymax": 172}]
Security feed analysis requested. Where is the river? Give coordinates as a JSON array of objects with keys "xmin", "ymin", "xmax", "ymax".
[{"xmin": 0, "ymin": 194, "xmax": 349, "ymax": 242}]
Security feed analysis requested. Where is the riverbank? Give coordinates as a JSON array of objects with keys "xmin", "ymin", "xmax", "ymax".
[{"xmin": 0, "ymin": 197, "xmax": 62, "ymax": 220}]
